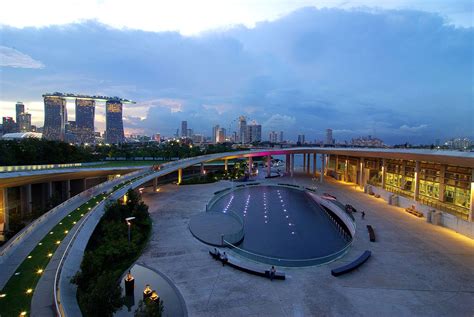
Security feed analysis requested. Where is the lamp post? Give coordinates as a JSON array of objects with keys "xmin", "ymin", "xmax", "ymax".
[{"xmin": 125, "ymin": 217, "xmax": 136, "ymax": 243}]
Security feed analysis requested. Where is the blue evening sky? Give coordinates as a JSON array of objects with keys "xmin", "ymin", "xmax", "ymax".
[{"xmin": 0, "ymin": 1, "xmax": 472, "ymax": 144}]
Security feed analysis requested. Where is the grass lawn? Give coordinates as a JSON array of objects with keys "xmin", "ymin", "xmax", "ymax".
[{"xmin": 0, "ymin": 174, "xmax": 147, "ymax": 317}]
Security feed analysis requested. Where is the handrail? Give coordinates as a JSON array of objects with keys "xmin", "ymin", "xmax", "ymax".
[
  {"xmin": 0, "ymin": 161, "xmax": 108, "ymax": 173},
  {"xmin": 224, "ymin": 238, "xmax": 353, "ymax": 267},
  {"xmin": 0, "ymin": 168, "xmax": 148, "ymax": 260},
  {"xmin": 54, "ymin": 172, "xmax": 151, "ymax": 316}
]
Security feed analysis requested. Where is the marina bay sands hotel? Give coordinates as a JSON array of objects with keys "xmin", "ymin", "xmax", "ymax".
[{"xmin": 42, "ymin": 93, "xmax": 136, "ymax": 144}]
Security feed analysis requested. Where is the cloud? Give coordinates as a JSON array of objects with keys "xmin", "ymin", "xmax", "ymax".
[
  {"xmin": 263, "ymin": 114, "xmax": 296, "ymax": 130},
  {"xmin": 399, "ymin": 124, "xmax": 429, "ymax": 133},
  {"xmin": 203, "ymin": 104, "xmax": 232, "ymax": 115},
  {"xmin": 0, "ymin": 8, "xmax": 472, "ymax": 144},
  {"xmin": 0, "ymin": 46, "xmax": 44, "ymax": 69}
]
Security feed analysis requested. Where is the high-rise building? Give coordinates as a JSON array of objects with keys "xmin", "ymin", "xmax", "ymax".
[
  {"xmin": 269, "ymin": 131, "xmax": 278, "ymax": 143},
  {"xmin": 181, "ymin": 121, "xmax": 188, "ymax": 137},
  {"xmin": 279, "ymin": 131, "xmax": 284, "ymax": 143},
  {"xmin": 16, "ymin": 102, "xmax": 25, "ymax": 130},
  {"xmin": 238, "ymin": 116, "xmax": 247, "ymax": 144},
  {"xmin": 247, "ymin": 123, "xmax": 262, "ymax": 143},
  {"xmin": 105, "ymin": 100, "xmax": 125, "ymax": 144},
  {"xmin": 217, "ymin": 127, "xmax": 226, "ymax": 143},
  {"xmin": 18, "ymin": 113, "xmax": 31, "ymax": 132},
  {"xmin": 2, "ymin": 117, "xmax": 16, "ymax": 134},
  {"xmin": 75, "ymin": 98, "xmax": 95, "ymax": 144},
  {"xmin": 212, "ymin": 125, "xmax": 220, "ymax": 144},
  {"xmin": 326, "ymin": 129, "xmax": 333, "ymax": 145},
  {"xmin": 297, "ymin": 134, "xmax": 305, "ymax": 144},
  {"xmin": 43, "ymin": 95, "xmax": 67, "ymax": 141}
]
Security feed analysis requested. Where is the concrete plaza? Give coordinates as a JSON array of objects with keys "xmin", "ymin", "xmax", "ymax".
[{"xmin": 138, "ymin": 174, "xmax": 474, "ymax": 317}]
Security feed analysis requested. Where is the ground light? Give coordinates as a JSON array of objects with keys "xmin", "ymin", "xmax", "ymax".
[{"xmin": 0, "ymin": 173, "xmax": 148, "ymax": 316}]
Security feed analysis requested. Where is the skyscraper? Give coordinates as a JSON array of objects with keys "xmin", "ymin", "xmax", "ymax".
[
  {"xmin": 2, "ymin": 117, "xmax": 15, "ymax": 134},
  {"xmin": 105, "ymin": 100, "xmax": 125, "ymax": 144},
  {"xmin": 181, "ymin": 121, "xmax": 188, "ymax": 137},
  {"xmin": 16, "ymin": 102, "xmax": 25, "ymax": 128},
  {"xmin": 269, "ymin": 131, "xmax": 278, "ymax": 143},
  {"xmin": 238, "ymin": 116, "xmax": 247, "ymax": 144},
  {"xmin": 279, "ymin": 131, "xmax": 284, "ymax": 143},
  {"xmin": 217, "ymin": 127, "xmax": 226, "ymax": 143},
  {"xmin": 212, "ymin": 125, "xmax": 220, "ymax": 144},
  {"xmin": 247, "ymin": 122, "xmax": 262, "ymax": 143},
  {"xmin": 18, "ymin": 113, "xmax": 31, "ymax": 132},
  {"xmin": 326, "ymin": 129, "xmax": 333, "ymax": 145},
  {"xmin": 43, "ymin": 95, "xmax": 67, "ymax": 141},
  {"xmin": 297, "ymin": 134, "xmax": 305, "ymax": 144},
  {"xmin": 75, "ymin": 98, "xmax": 95, "ymax": 143}
]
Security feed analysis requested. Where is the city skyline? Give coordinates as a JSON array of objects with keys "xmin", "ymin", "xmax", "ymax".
[{"xmin": 1, "ymin": 4, "xmax": 473, "ymax": 144}]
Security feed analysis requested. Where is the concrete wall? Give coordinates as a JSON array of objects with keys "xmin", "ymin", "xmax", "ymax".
[{"xmin": 367, "ymin": 185, "xmax": 474, "ymax": 239}]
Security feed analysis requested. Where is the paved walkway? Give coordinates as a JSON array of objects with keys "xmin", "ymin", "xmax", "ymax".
[
  {"xmin": 0, "ymin": 170, "xmax": 146, "ymax": 316},
  {"xmin": 139, "ymin": 174, "xmax": 474, "ymax": 316}
]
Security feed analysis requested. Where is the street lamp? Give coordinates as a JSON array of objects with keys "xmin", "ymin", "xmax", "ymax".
[{"xmin": 125, "ymin": 217, "xmax": 136, "ymax": 243}]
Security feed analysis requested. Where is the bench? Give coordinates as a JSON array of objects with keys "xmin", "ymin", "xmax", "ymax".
[
  {"xmin": 367, "ymin": 225, "xmax": 376, "ymax": 242},
  {"xmin": 405, "ymin": 206, "xmax": 423, "ymax": 218},
  {"xmin": 209, "ymin": 250, "xmax": 285, "ymax": 280},
  {"xmin": 331, "ymin": 250, "xmax": 372, "ymax": 277}
]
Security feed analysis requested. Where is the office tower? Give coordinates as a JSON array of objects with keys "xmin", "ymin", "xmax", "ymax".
[
  {"xmin": 232, "ymin": 131, "xmax": 237, "ymax": 143},
  {"xmin": 16, "ymin": 102, "xmax": 25, "ymax": 130},
  {"xmin": 181, "ymin": 121, "xmax": 188, "ymax": 137},
  {"xmin": 279, "ymin": 131, "xmax": 284, "ymax": 143},
  {"xmin": 75, "ymin": 98, "xmax": 95, "ymax": 143},
  {"xmin": 247, "ymin": 123, "xmax": 262, "ymax": 143},
  {"xmin": 238, "ymin": 116, "xmax": 247, "ymax": 144},
  {"xmin": 43, "ymin": 95, "xmax": 67, "ymax": 141},
  {"xmin": 326, "ymin": 129, "xmax": 333, "ymax": 145},
  {"xmin": 217, "ymin": 127, "xmax": 226, "ymax": 143},
  {"xmin": 18, "ymin": 113, "xmax": 31, "ymax": 132},
  {"xmin": 105, "ymin": 100, "xmax": 125, "ymax": 144},
  {"xmin": 269, "ymin": 131, "xmax": 278, "ymax": 143},
  {"xmin": 2, "ymin": 117, "xmax": 16, "ymax": 134},
  {"xmin": 212, "ymin": 125, "xmax": 220, "ymax": 144},
  {"xmin": 297, "ymin": 134, "xmax": 305, "ymax": 144}
]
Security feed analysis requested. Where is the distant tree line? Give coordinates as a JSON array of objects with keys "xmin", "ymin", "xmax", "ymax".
[
  {"xmin": 0, "ymin": 139, "xmax": 97, "ymax": 165},
  {"xmin": 0, "ymin": 139, "xmax": 242, "ymax": 166}
]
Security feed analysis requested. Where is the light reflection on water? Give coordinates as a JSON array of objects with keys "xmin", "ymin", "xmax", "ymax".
[{"xmin": 115, "ymin": 264, "xmax": 186, "ymax": 317}]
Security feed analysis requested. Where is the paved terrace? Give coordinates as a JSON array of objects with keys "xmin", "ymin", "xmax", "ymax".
[{"xmin": 138, "ymin": 174, "xmax": 474, "ymax": 316}]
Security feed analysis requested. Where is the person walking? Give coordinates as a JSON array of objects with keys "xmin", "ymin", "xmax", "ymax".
[{"xmin": 361, "ymin": 211, "xmax": 366, "ymax": 219}]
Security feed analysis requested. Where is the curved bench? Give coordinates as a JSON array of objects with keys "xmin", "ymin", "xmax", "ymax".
[
  {"xmin": 367, "ymin": 225, "xmax": 376, "ymax": 242},
  {"xmin": 331, "ymin": 250, "xmax": 371, "ymax": 277},
  {"xmin": 209, "ymin": 250, "xmax": 285, "ymax": 280}
]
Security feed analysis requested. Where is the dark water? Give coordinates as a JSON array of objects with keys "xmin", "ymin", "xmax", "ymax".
[{"xmin": 210, "ymin": 186, "xmax": 348, "ymax": 260}]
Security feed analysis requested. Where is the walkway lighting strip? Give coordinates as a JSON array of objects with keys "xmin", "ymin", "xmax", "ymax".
[{"xmin": 0, "ymin": 173, "xmax": 148, "ymax": 316}]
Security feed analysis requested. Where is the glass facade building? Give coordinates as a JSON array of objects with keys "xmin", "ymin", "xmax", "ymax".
[
  {"xmin": 105, "ymin": 100, "xmax": 124, "ymax": 144},
  {"xmin": 75, "ymin": 98, "xmax": 95, "ymax": 143},
  {"xmin": 18, "ymin": 113, "xmax": 31, "ymax": 132},
  {"xmin": 43, "ymin": 96, "xmax": 67, "ymax": 141}
]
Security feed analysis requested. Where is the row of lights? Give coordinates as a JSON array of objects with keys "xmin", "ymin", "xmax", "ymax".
[
  {"xmin": 0, "ymin": 195, "xmax": 109, "ymax": 316},
  {"xmin": 222, "ymin": 195, "xmax": 234, "ymax": 213}
]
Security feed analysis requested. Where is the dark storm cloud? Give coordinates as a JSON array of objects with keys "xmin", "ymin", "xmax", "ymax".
[{"xmin": 0, "ymin": 7, "xmax": 472, "ymax": 143}]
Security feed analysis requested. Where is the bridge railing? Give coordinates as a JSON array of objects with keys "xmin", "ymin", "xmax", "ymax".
[
  {"xmin": 224, "ymin": 238, "xmax": 353, "ymax": 267},
  {"xmin": 54, "ymin": 170, "xmax": 156, "ymax": 316},
  {"xmin": 0, "ymin": 168, "xmax": 150, "ymax": 261},
  {"xmin": 0, "ymin": 162, "xmax": 108, "ymax": 173}
]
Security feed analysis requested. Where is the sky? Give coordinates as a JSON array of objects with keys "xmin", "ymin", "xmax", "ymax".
[{"xmin": 0, "ymin": 0, "xmax": 473, "ymax": 144}]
